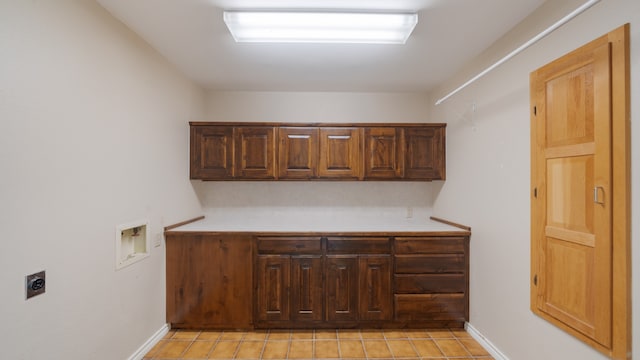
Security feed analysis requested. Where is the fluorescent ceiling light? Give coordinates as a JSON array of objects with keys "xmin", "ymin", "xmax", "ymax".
[{"xmin": 223, "ymin": 11, "xmax": 418, "ymax": 44}]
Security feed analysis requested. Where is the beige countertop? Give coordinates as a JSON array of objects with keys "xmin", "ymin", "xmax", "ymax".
[{"xmin": 166, "ymin": 214, "xmax": 469, "ymax": 234}]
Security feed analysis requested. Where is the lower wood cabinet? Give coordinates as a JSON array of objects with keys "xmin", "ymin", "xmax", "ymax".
[
  {"xmin": 254, "ymin": 237, "xmax": 392, "ymax": 328},
  {"xmin": 256, "ymin": 255, "xmax": 290, "ymax": 322},
  {"xmin": 326, "ymin": 256, "xmax": 358, "ymax": 321},
  {"xmin": 358, "ymin": 256, "xmax": 392, "ymax": 321},
  {"xmin": 393, "ymin": 237, "xmax": 469, "ymax": 327},
  {"xmin": 166, "ymin": 231, "xmax": 469, "ymax": 329},
  {"xmin": 166, "ymin": 233, "xmax": 253, "ymax": 329}
]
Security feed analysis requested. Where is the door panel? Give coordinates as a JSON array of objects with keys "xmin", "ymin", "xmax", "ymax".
[
  {"xmin": 291, "ymin": 256, "xmax": 323, "ymax": 321},
  {"xmin": 358, "ymin": 256, "xmax": 392, "ymax": 321},
  {"xmin": 531, "ymin": 41, "xmax": 612, "ymax": 348},
  {"xmin": 318, "ymin": 128, "xmax": 361, "ymax": 179},
  {"xmin": 326, "ymin": 256, "xmax": 358, "ymax": 321},
  {"xmin": 364, "ymin": 127, "xmax": 402, "ymax": 178},
  {"xmin": 404, "ymin": 127, "xmax": 445, "ymax": 180},
  {"xmin": 190, "ymin": 126, "xmax": 234, "ymax": 179},
  {"xmin": 546, "ymin": 156, "xmax": 594, "ymax": 235},
  {"xmin": 235, "ymin": 127, "xmax": 276, "ymax": 179},
  {"xmin": 278, "ymin": 127, "xmax": 318, "ymax": 179},
  {"xmin": 256, "ymin": 255, "xmax": 290, "ymax": 321},
  {"xmin": 544, "ymin": 238, "xmax": 595, "ymax": 336}
]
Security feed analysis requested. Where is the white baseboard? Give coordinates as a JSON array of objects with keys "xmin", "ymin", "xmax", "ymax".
[
  {"xmin": 128, "ymin": 323, "xmax": 170, "ymax": 360},
  {"xmin": 465, "ymin": 322, "xmax": 510, "ymax": 360}
]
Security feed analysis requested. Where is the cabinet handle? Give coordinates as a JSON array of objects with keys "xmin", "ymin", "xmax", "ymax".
[
  {"xmin": 288, "ymin": 135, "xmax": 310, "ymax": 139},
  {"xmin": 328, "ymin": 135, "xmax": 351, "ymax": 140},
  {"xmin": 593, "ymin": 186, "xmax": 605, "ymax": 205}
]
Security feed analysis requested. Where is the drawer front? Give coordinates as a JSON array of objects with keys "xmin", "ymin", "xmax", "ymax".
[
  {"xmin": 327, "ymin": 237, "xmax": 391, "ymax": 254},
  {"xmin": 394, "ymin": 274, "xmax": 466, "ymax": 294},
  {"xmin": 395, "ymin": 237, "xmax": 465, "ymax": 254},
  {"xmin": 257, "ymin": 237, "xmax": 322, "ymax": 254},
  {"xmin": 395, "ymin": 254, "xmax": 465, "ymax": 274},
  {"xmin": 394, "ymin": 294, "xmax": 465, "ymax": 321}
]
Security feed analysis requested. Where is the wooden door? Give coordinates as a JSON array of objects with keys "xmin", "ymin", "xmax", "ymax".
[
  {"xmin": 358, "ymin": 256, "xmax": 392, "ymax": 321},
  {"xmin": 404, "ymin": 127, "xmax": 445, "ymax": 180},
  {"xmin": 291, "ymin": 256, "xmax": 323, "ymax": 321},
  {"xmin": 235, "ymin": 127, "xmax": 276, "ymax": 179},
  {"xmin": 256, "ymin": 255, "xmax": 290, "ymax": 321},
  {"xmin": 278, "ymin": 127, "xmax": 318, "ymax": 179},
  {"xmin": 190, "ymin": 126, "xmax": 234, "ymax": 179},
  {"xmin": 326, "ymin": 256, "xmax": 358, "ymax": 321},
  {"xmin": 318, "ymin": 128, "xmax": 362, "ymax": 179},
  {"xmin": 364, "ymin": 127, "xmax": 403, "ymax": 179},
  {"xmin": 531, "ymin": 36, "xmax": 614, "ymax": 348}
]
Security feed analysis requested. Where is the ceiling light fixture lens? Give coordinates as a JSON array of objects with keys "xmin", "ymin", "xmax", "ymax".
[{"xmin": 223, "ymin": 11, "xmax": 418, "ymax": 44}]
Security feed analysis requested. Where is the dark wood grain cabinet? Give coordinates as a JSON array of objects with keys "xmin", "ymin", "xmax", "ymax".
[
  {"xmin": 326, "ymin": 256, "xmax": 358, "ymax": 321},
  {"xmin": 190, "ymin": 122, "xmax": 445, "ymax": 181},
  {"xmin": 234, "ymin": 127, "xmax": 276, "ymax": 179},
  {"xmin": 255, "ymin": 236, "xmax": 393, "ymax": 328},
  {"xmin": 278, "ymin": 127, "xmax": 318, "ymax": 179},
  {"xmin": 190, "ymin": 126, "xmax": 234, "ymax": 179},
  {"xmin": 166, "ymin": 231, "xmax": 468, "ymax": 330},
  {"xmin": 318, "ymin": 127, "xmax": 361, "ymax": 179},
  {"xmin": 393, "ymin": 237, "xmax": 469, "ymax": 327},
  {"xmin": 364, "ymin": 127, "xmax": 403, "ymax": 179},
  {"xmin": 256, "ymin": 255, "xmax": 290, "ymax": 322},
  {"xmin": 404, "ymin": 127, "xmax": 445, "ymax": 180},
  {"xmin": 166, "ymin": 233, "xmax": 253, "ymax": 329}
]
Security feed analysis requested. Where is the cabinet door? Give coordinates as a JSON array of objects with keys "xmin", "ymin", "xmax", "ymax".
[
  {"xmin": 364, "ymin": 127, "xmax": 403, "ymax": 179},
  {"xmin": 190, "ymin": 126, "xmax": 234, "ymax": 179},
  {"xmin": 359, "ymin": 256, "xmax": 392, "ymax": 321},
  {"xmin": 326, "ymin": 256, "xmax": 359, "ymax": 321},
  {"xmin": 404, "ymin": 127, "xmax": 445, "ymax": 180},
  {"xmin": 235, "ymin": 127, "xmax": 276, "ymax": 179},
  {"xmin": 318, "ymin": 128, "xmax": 362, "ymax": 179},
  {"xmin": 278, "ymin": 127, "xmax": 318, "ymax": 179},
  {"xmin": 291, "ymin": 256, "xmax": 323, "ymax": 321},
  {"xmin": 166, "ymin": 234, "xmax": 252, "ymax": 328},
  {"xmin": 256, "ymin": 255, "xmax": 290, "ymax": 321}
]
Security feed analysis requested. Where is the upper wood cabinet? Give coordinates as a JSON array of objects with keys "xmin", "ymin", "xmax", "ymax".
[
  {"xmin": 190, "ymin": 122, "xmax": 445, "ymax": 181},
  {"xmin": 318, "ymin": 127, "xmax": 361, "ymax": 179},
  {"xmin": 404, "ymin": 127, "xmax": 445, "ymax": 180},
  {"xmin": 235, "ymin": 127, "xmax": 276, "ymax": 179},
  {"xmin": 190, "ymin": 125, "xmax": 234, "ymax": 179},
  {"xmin": 278, "ymin": 127, "xmax": 318, "ymax": 179},
  {"xmin": 364, "ymin": 127, "xmax": 403, "ymax": 179}
]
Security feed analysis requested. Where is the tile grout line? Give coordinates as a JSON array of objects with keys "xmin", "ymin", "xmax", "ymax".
[
  {"xmin": 205, "ymin": 331, "xmax": 221, "ymax": 359},
  {"xmin": 335, "ymin": 329, "xmax": 342, "ymax": 359},
  {"xmin": 258, "ymin": 331, "xmax": 268, "ymax": 360},
  {"xmin": 357, "ymin": 330, "xmax": 369, "ymax": 360}
]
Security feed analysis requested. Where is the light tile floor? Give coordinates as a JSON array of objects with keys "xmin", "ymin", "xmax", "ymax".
[{"xmin": 144, "ymin": 329, "xmax": 494, "ymax": 360}]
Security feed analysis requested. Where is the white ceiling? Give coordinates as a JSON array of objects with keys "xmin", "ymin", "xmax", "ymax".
[{"xmin": 96, "ymin": 0, "xmax": 545, "ymax": 93}]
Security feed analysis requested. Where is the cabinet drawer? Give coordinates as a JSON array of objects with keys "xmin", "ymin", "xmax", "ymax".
[
  {"xmin": 394, "ymin": 274, "xmax": 465, "ymax": 294},
  {"xmin": 327, "ymin": 237, "xmax": 391, "ymax": 254},
  {"xmin": 395, "ymin": 254, "xmax": 465, "ymax": 273},
  {"xmin": 395, "ymin": 237, "xmax": 465, "ymax": 254},
  {"xmin": 257, "ymin": 237, "xmax": 322, "ymax": 254},
  {"xmin": 394, "ymin": 294, "xmax": 465, "ymax": 321}
]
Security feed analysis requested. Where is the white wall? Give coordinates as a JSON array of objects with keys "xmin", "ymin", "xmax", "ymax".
[
  {"xmin": 430, "ymin": 0, "xmax": 639, "ymax": 359},
  {"xmin": 202, "ymin": 91, "xmax": 436, "ymax": 219},
  {"xmin": 0, "ymin": 1, "xmax": 205, "ymax": 359}
]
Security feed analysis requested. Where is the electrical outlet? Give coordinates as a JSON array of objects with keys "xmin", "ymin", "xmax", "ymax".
[
  {"xmin": 26, "ymin": 270, "xmax": 46, "ymax": 299},
  {"xmin": 406, "ymin": 207, "xmax": 413, "ymax": 219},
  {"xmin": 154, "ymin": 233, "xmax": 162, "ymax": 248}
]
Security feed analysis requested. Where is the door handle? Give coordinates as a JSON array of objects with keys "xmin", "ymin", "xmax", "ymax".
[{"xmin": 593, "ymin": 186, "xmax": 605, "ymax": 205}]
